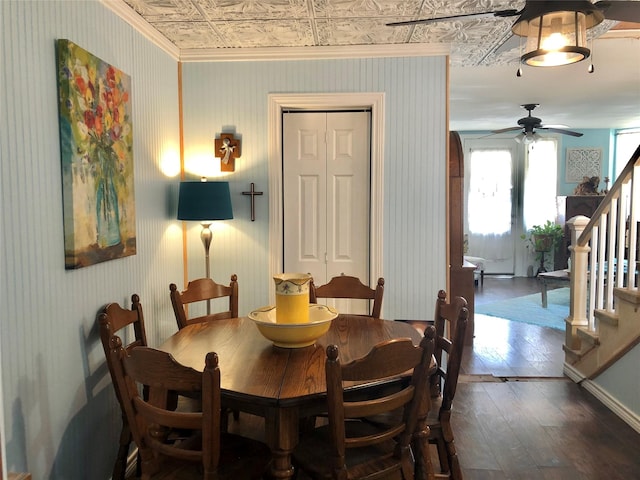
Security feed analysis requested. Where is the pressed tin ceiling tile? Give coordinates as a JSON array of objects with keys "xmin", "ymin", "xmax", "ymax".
[
  {"xmin": 125, "ymin": 0, "xmax": 203, "ymax": 21},
  {"xmin": 153, "ymin": 21, "xmax": 224, "ymax": 48},
  {"xmin": 198, "ymin": 0, "xmax": 310, "ymax": 20},
  {"xmin": 316, "ymin": 18, "xmax": 408, "ymax": 45},
  {"xmin": 314, "ymin": 0, "xmax": 423, "ymax": 18},
  {"xmin": 213, "ymin": 19, "xmax": 316, "ymax": 47}
]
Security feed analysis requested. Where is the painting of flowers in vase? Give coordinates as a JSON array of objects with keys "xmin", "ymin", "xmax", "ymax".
[{"xmin": 56, "ymin": 39, "xmax": 136, "ymax": 269}]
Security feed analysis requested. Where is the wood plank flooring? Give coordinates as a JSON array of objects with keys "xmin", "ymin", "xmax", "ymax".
[
  {"xmin": 463, "ymin": 276, "xmax": 566, "ymax": 378},
  {"xmin": 448, "ymin": 276, "xmax": 640, "ymax": 479}
]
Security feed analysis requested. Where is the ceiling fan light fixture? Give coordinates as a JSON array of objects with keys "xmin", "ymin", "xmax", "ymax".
[
  {"xmin": 512, "ymin": 7, "xmax": 602, "ymax": 67},
  {"xmin": 516, "ymin": 132, "xmax": 539, "ymax": 144}
]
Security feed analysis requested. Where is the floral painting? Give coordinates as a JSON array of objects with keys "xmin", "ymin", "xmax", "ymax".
[{"xmin": 56, "ymin": 39, "xmax": 136, "ymax": 269}]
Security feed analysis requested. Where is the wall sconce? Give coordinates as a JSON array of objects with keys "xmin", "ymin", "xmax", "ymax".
[
  {"xmin": 177, "ymin": 179, "xmax": 233, "ymax": 298},
  {"xmin": 512, "ymin": 6, "xmax": 603, "ymax": 67}
]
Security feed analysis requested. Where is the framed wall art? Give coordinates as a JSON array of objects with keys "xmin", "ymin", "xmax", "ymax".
[
  {"xmin": 55, "ymin": 39, "xmax": 136, "ymax": 269},
  {"xmin": 565, "ymin": 147, "xmax": 602, "ymax": 183}
]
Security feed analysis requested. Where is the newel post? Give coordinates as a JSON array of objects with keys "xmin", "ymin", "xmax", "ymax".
[{"xmin": 566, "ymin": 215, "xmax": 590, "ymax": 350}]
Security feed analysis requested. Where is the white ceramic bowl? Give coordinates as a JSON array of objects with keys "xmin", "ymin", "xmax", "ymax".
[{"xmin": 248, "ymin": 304, "xmax": 338, "ymax": 348}]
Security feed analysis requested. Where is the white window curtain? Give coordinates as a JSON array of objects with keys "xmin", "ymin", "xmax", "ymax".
[
  {"xmin": 523, "ymin": 139, "xmax": 558, "ymax": 230},
  {"xmin": 467, "ymin": 148, "xmax": 513, "ymax": 263}
]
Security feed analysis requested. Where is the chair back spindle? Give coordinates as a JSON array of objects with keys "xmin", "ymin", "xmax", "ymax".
[
  {"xmin": 107, "ymin": 336, "xmax": 270, "ymax": 479},
  {"xmin": 310, "ymin": 274, "xmax": 384, "ymax": 318},
  {"xmin": 293, "ymin": 326, "xmax": 436, "ymax": 480},
  {"xmin": 170, "ymin": 275, "xmax": 238, "ymax": 330}
]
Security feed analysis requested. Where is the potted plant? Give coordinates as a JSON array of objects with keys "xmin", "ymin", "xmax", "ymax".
[{"xmin": 521, "ymin": 220, "xmax": 564, "ymax": 274}]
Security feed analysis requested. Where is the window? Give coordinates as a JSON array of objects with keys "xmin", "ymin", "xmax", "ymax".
[
  {"xmin": 523, "ymin": 139, "xmax": 558, "ymax": 230},
  {"xmin": 466, "ymin": 145, "xmax": 516, "ymax": 273},
  {"xmin": 468, "ymin": 149, "xmax": 513, "ymax": 235}
]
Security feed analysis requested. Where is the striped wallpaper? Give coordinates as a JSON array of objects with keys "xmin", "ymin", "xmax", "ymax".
[
  {"xmin": 181, "ymin": 56, "xmax": 448, "ymax": 320},
  {"xmin": 1, "ymin": 0, "xmax": 447, "ymax": 477},
  {"xmin": 1, "ymin": 1, "xmax": 182, "ymax": 477}
]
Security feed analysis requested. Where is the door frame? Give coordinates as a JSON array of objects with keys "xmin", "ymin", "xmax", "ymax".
[{"xmin": 268, "ymin": 93, "xmax": 385, "ymax": 303}]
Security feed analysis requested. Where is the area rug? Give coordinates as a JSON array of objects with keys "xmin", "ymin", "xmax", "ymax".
[{"xmin": 475, "ymin": 288, "xmax": 569, "ymax": 331}]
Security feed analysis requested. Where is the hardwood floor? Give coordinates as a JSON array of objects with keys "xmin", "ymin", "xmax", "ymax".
[
  {"xmin": 463, "ymin": 276, "xmax": 566, "ymax": 378},
  {"xmin": 453, "ymin": 276, "xmax": 640, "ymax": 479}
]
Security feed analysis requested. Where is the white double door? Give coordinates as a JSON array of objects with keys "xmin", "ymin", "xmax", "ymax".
[{"xmin": 283, "ymin": 111, "xmax": 371, "ymax": 314}]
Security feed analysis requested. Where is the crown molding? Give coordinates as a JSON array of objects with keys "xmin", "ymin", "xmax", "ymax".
[
  {"xmin": 179, "ymin": 43, "xmax": 450, "ymax": 63},
  {"xmin": 101, "ymin": 0, "xmax": 180, "ymax": 60}
]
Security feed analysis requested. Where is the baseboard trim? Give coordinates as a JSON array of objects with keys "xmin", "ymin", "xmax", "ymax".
[{"xmin": 564, "ymin": 362, "xmax": 640, "ymax": 434}]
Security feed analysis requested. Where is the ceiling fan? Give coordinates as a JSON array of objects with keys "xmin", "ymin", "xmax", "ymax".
[
  {"xmin": 491, "ymin": 104, "xmax": 584, "ymax": 143},
  {"xmin": 387, "ymin": 1, "xmax": 640, "ymax": 67},
  {"xmin": 386, "ymin": 1, "xmax": 640, "ymax": 28}
]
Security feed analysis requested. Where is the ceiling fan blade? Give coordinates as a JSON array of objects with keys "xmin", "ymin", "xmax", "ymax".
[
  {"xmin": 386, "ymin": 9, "xmax": 519, "ymax": 26},
  {"xmin": 538, "ymin": 127, "xmax": 584, "ymax": 137},
  {"xmin": 595, "ymin": 1, "xmax": 640, "ymax": 23},
  {"xmin": 491, "ymin": 126, "xmax": 522, "ymax": 134}
]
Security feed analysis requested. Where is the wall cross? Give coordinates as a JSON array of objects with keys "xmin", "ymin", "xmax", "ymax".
[
  {"xmin": 242, "ymin": 183, "xmax": 263, "ymax": 221},
  {"xmin": 214, "ymin": 133, "xmax": 241, "ymax": 172}
]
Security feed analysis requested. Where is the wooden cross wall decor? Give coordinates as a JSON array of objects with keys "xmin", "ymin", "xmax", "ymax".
[{"xmin": 215, "ymin": 133, "xmax": 241, "ymax": 172}]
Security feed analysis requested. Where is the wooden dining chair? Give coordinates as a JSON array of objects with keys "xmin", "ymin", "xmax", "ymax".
[
  {"xmin": 292, "ymin": 327, "xmax": 437, "ymax": 480},
  {"xmin": 98, "ymin": 294, "xmax": 148, "ymax": 480},
  {"xmin": 310, "ymin": 274, "xmax": 384, "ymax": 318},
  {"xmin": 107, "ymin": 335, "xmax": 271, "ymax": 479},
  {"xmin": 170, "ymin": 275, "xmax": 239, "ymax": 330},
  {"xmin": 420, "ymin": 291, "xmax": 469, "ymax": 480},
  {"xmin": 378, "ymin": 290, "xmax": 468, "ymax": 479}
]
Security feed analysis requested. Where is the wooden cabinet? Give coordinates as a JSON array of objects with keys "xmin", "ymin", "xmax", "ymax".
[
  {"xmin": 448, "ymin": 131, "xmax": 475, "ymax": 345},
  {"xmin": 450, "ymin": 262, "xmax": 476, "ymax": 345}
]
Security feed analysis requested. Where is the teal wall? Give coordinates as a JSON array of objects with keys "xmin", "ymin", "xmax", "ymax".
[{"xmin": 558, "ymin": 129, "xmax": 614, "ymax": 196}]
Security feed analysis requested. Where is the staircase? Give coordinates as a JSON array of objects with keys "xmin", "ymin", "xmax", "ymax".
[{"xmin": 563, "ymin": 144, "xmax": 640, "ymax": 380}]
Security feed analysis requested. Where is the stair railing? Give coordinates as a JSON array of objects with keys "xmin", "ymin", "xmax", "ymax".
[{"xmin": 566, "ymin": 144, "xmax": 640, "ymax": 351}]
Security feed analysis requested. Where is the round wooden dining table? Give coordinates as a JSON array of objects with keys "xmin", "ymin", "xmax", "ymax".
[{"xmin": 159, "ymin": 314, "xmax": 424, "ymax": 479}]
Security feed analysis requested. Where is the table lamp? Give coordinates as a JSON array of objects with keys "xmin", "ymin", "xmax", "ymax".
[{"xmin": 177, "ymin": 180, "xmax": 233, "ymax": 282}]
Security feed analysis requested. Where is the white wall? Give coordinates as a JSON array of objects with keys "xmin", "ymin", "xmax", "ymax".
[{"xmin": 1, "ymin": 1, "xmax": 182, "ymax": 477}]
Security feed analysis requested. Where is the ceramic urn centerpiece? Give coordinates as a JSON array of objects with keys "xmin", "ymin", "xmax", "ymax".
[
  {"xmin": 273, "ymin": 273, "xmax": 312, "ymax": 323},
  {"xmin": 249, "ymin": 273, "xmax": 337, "ymax": 347}
]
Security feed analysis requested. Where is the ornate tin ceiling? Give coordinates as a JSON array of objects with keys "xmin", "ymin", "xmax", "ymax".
[
  {"xmin": 113, "ymin": 1, "xmax": 640, "ymax": 129},
  {"xmin": 120, "ymin": 0, "xmax": 617, "ymax": 66}
]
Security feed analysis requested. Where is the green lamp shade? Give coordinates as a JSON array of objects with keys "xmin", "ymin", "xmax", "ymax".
[{"xmin": 177, "ymin": 181, "xmax": 233, "ymax": 221}]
